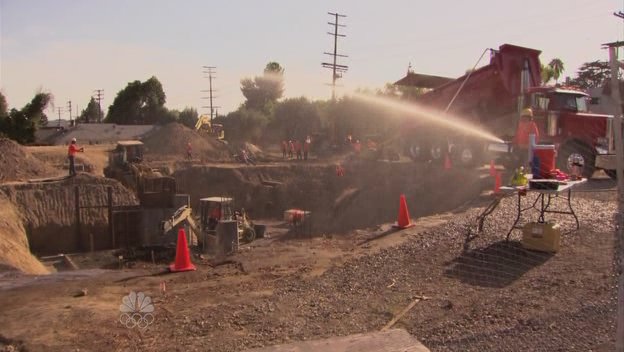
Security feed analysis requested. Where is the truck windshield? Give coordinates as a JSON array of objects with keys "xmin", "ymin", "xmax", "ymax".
[{"xmin": 550, "ymin": 93, "xmax": 589, "ymax": 113}]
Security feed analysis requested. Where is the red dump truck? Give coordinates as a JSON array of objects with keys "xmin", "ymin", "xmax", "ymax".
[{"xmin": 395, "ymin": 43, "xmax": 615, "ymax": 178}]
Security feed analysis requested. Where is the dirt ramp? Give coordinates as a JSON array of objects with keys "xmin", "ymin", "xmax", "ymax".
[
  {"xmin": 0, "ymin": 174, "xmax": 138, "ymax": 255},
  {"xmin": 141, "ymin": 123, "xmax": 229, "ymax": 161},
  {"xmin": 0, "ymin": 194, "xmax": 48, "ymax": 275},
  {"xmin": 0, "ymin": 138, "xmax": 59, "ymax": 182}
]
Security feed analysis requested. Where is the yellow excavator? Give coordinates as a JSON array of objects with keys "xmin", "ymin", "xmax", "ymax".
[{"xmin": 195, "ymin": 114, "xmax": 225, "ymax": 140}]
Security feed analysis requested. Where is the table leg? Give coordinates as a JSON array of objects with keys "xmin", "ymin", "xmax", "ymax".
[
  {"xmin": 566, "ymin": 188, "xmax": 580, "ymax": 230},
  {"xmin": 538, "ymin": 194, "xmax": 546, "ymax": 223},
  {"xmin": 506, "ymin": 193, "xmax": 522, "ymax": 241}
]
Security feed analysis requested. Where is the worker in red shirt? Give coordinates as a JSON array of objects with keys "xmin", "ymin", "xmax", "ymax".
[
  {"xmin": 67, "ymin": 138, "xmax": 84, "ymax": 177},
  {"xmin": 288, "ymin": 140, "xmax": 294, "ymax": 159},
  {"xmin": 281, "ymin": 140, "xmax": 288, "ymax": 159},
  {"xmin": 186, "ymin": 142, "xmax": 192, "ymax": 160},
  {"xmin": 295, "ymin": 140, "xmax": 302, "ymax": 160},
  {"xmin": 303, "ymin": 136, "xmax": 311, "ymax": 160},
  {"xmin": 513, "ymin": 108, "xmax": 539, "ymax": 164},
  {"xmin": 208, "ymin": 205, "xmax": 222, "ymax": 231}
]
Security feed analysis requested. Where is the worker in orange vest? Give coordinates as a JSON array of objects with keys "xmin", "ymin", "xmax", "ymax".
[
  {"xmin": 295, "ymin": 140, "xmax": 303, "ymax": 160},
  {"xmin": 281, "ymin": 140, "xmax": 288, "ymax": 159},
  {"xmin": 288, "ymin": 140, "xmax": 294, "ymax": 159},
  {"xmin": 514, "ymin": 108, "xmax": 539, "ymax": 148},
  {"xmin": 513, "ymin": 108, "xmax": 539, "ymax": 165},
  {"xmin": 67, "ymin": 138, "xmax": 84, "ymax": 177}
]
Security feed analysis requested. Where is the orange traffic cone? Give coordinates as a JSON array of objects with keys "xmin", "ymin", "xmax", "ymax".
[
  {"xmin": 444, "ymin": 154, "xmax": 452, "ymax": 170},
  {"xmin": 489, "ymin": 160, "xmax": 496, "ymax": 176},
  {"xmin": 393, "ymin": 194, "xmax": 415, "ymax": 229},
  {"xmin": 494, "ymin": 171, "xmax": 501, "ymax": 194},
  {"xmin": 169, "ymin": 228, "xmax": 196, "ymax": 272}
]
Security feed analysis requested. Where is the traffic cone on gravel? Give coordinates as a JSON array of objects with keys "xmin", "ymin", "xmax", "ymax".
[
  {"xmin": 489, "ymin": 160, "xmax": 496, "ymax": 176},
  {"xmin": 444, "ymin": 154, "xmax": 452, "ymax": 170},
  {"xmin": 169, "ymin": 228, "xmax": 196, "ymax": 272},
  {"xmin": 494, "ymin": 171, "xmax": 502, "ymax": 194},
  {"xmin": 393, "ymin": 194, "xmax": 415, "ymax": 229}
]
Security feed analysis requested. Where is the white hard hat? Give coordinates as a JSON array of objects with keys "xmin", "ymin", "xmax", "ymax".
[{"xmin": 71, "ymin": 138, "xmax": 77, "ymax": 143}]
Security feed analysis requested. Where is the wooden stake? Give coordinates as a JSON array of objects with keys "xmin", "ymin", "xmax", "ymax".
[{"xmin": 381, "ymin": 295, "xmax": 429, "ymax": 331}]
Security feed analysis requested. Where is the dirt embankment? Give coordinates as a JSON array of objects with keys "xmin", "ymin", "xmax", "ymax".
[
  {"xmin": 0, "ymin": 138, "xmax": 60, "ymax": 182},
  {"xmin": 0, "ymin": 193, "xmax": 48, "ymax": 275},
  {"xmin": 142, "ymin": 123, "xmax": 229, "ymax": 162},
  {"xmin": 0, "ymin": 174, "xmax": 138, "ymax": 255},
  {"xmin": 174, "ymin": 160, "xmax": 488, "ymax": 234}
]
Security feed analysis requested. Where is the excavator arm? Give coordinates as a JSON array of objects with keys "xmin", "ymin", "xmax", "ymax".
[{"xmin": 162, "ymin": 205, "xmax": 199, "ymax": 234}]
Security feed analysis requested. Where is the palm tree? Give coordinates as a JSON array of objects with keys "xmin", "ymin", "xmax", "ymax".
[
  {"xmin": 541, "ymin": 63, "xmax": 554, "ymax": 84},
  {"xmin": 548, "ymin": 58, "xmax": 565, "ymax": 84}
]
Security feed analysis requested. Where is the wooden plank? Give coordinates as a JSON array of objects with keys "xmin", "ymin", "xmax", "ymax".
[
  {"xmin": 243, "ymin": 329, "xmax": 429, "ymax": 352},
  {"xmin": 382, "ymin": 295, "xmax": 429, "ymax": 331}
]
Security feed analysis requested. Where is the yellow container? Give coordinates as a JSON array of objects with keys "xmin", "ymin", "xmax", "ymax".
[{"xmin": 522, "ymin": 222, "xmax": 561, "ymax": 253}]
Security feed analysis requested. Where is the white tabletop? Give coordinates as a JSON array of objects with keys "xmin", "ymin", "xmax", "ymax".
[{"xmin": 499, "ymin": 178, "xmax": 587, "ymax": 194}]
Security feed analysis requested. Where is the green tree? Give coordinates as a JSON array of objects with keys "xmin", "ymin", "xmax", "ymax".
[
  {"xmin": 78, "ymin": 97, "xmax": 102, "ymax": 123},
  {"xmin": 178, "ymin": 107, "xmax": 198, "ymax": 129},
  {"xmin": 0, "ymin": 92, "xmax": 52, "ymax": 143},
  {"xmin": 541, "ymin": 63, "xmax": 554, "ymax": 84},
  {"xmin": 106, "ymin": 76, "xmax": 171, "ymax": 124},
  {"xmin": 569, "ymin": 60, "xmax": 611, "ymax": 89},
  {"xmin": 222, "ymin": 108, "xmax": 269, "ymax": 143},
  {"xmin": 240, "ymin": 62, "xmax": 285, "ymax": 112},
  {"xmin": 271, "ymin": 97, "xmax": 321, "ymax": 141},
  {"xmin": 548, "ymin": 58, "xmax": 565, "ymax": 84},
  {"xmin": 0, "ymin": 92, "xmax": 7, "ymax": 118}
]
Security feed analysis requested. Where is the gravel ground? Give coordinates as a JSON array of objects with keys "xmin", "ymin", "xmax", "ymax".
[{"xmin": 115, "ymin": 189, "xmax": 618, "ymax": 352}]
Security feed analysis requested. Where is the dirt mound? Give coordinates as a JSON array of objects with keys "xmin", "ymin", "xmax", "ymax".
[
  {"xmin": 0, "ymin": 193, "xmax": 48, "ymax": 275},
  {"xmin": 0, "ymin": 138, "xmax": 59, "ymax": 182},
  {"xmin": 141, "ymin": 123, "xmax": 229, "ymax": 161}
]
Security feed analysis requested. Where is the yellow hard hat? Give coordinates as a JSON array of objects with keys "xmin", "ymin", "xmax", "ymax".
[{"xmin": 521, "ymin": 108, "xmax": 533, "ymax": 117}]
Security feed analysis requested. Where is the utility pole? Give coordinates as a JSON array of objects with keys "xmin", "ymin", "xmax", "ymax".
[
  {"xmin": 201, "ymin": 66, "xmax": 220, "ymax": 123},
  {"xmin": 67, "ymin": 101, "xmax": 72, "ymax": 124},
  {"xmin": 57, "ymin": 107, "xmax": 63, "ymax": 127},
  {"xmin": 94, "ymin": 89, "xmax": 104, "ymax": 123},
  {"xmin": 322, "ymin": 12, "xmax": 349, "ymax": 101},
  {"xmin": 604, "ymin": 37, "xmax": 624, "ymax": 351}
]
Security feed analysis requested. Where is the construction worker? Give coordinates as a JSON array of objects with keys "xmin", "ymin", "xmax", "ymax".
[
  {"xmin": 295, "ymin": 140, "xmax": 302, "ymax": 160},
  {"xmin": 208, "ymin": 205, "xmax": 221, "ymax": 231},
  {"xmin": 513, "ymin": 108, "xmax": 540, "ymax": 165},
  {"xmin": 288, "ymin": 140, "xmax": 294, "ymax": 159},
  {"xmin": 304, "ymin": 136, "xmax": 311, "ymax": 160},
  {"xmin": 67, "ymin": 138, "xmax": 84, "ymax": 177},
  {"xmin": 281, "ymin": 140, "xmax": 288, "ymax": 159},
  {"xmin": 186, "ymin": 142, "xmax": 192, "ymax": 160},
  {"xmin": 353, "ymin": 139, "xmax": 362, "ymax": 154}
]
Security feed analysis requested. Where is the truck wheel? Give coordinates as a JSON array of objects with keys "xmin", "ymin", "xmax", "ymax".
[
  {"xmin": 429, "ymin": 140, "xmax": 446, "ymax": 163},
  {"xmin": 452, "ymin": 143, "xmax": 482, "ymax": 168},
  {"xmin": 557, "ymin": 142, "xmax": 596, "ymax": 179},
  {"xmin": 407, "ymin": 141, "xmax": 429, "ymax": 162},
  {"xmin": 241, "ymin": 227, "xmax": 256, "ymax": 243}
]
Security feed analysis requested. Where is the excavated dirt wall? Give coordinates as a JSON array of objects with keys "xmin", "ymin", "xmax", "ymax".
[
  {"xmin": 0, "ymin": 174, "xmax": 138, "ymax": 255},
  {"xmin": 174, "ymin": 161, "xmax": 488, "ymax": 234},
  {"xmin": 0, "ymin": 193, "xmax": 48, "ymax": 274}
]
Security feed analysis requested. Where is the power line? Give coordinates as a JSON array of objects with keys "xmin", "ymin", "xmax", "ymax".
[
  {"xmin": 201, "ymin": 66, "xmax": 220, "ymax": 122},
  {"xmin": 322, "ymin": 12, "xmax": 349, "ymax": 101},
  {"xmin": 93, "ymin": 89, "xmax": 104, "ymax": 123}
]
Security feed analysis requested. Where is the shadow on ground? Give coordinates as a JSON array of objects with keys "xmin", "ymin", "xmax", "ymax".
[{"xmin": 444, "ymin": 240, "xmax": 553, "ymax": 288}]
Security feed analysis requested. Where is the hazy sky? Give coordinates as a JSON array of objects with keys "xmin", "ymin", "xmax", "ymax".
[{"xmin": 1, "ymin": 0, "xmax": 622, "ymax": 119}]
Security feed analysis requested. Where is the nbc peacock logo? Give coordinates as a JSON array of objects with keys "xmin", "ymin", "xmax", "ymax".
[{"xmin": 119, "ymin": 291, "xmax": 155, "ymax": 329}]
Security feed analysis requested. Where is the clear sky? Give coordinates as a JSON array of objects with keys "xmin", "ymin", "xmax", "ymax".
[{"xmin": 0, "ymin": 0, "xmax": 622, "ymax": 119}]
